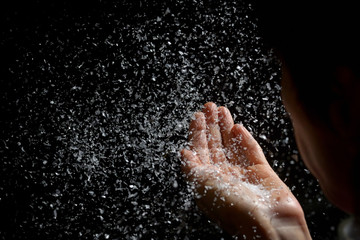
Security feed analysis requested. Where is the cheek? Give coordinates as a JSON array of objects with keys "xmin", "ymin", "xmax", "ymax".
[
  {"xmin": 280, "ymin": 67, "xmax": 298, "ymax": 118},
  {"xmin": 280, "ymin": 65, "xmax": 322, "ymax": 175},
  {"xmin": 290, "ymin": 109, "xmax": 331, "ymax": 186},
  {"xmin": 280, "ymin": 79, "xmax": 322, "ymax": 179},
  {"xmin": 292, "ymin": 123, "xmax": 319, "ymax": 176}
]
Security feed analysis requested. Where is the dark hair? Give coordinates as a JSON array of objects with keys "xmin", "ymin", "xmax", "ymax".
[{"xmin": 253, "ymin": 0, "xmax": 360, "ymax": 118}]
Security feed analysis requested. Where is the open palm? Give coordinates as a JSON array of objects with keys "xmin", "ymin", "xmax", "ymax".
[{"xmin": 181, "ymin": 102, "xmax": 312, "ymax": 240}]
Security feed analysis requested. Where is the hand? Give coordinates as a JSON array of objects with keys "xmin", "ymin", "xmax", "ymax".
[{"xmin": 181, "ymin": 102, "xmax": 312, "ymax": 240}]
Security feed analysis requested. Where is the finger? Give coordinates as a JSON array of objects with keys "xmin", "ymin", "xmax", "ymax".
[
  {"xmin": 189, "ymin": 112, "xmax": 210, "ymax": 164},
  {"xmin": 203, "ymin": 102, "xmax": 226, "ymax": 163},
  {"xmin": 218, "ymin": 106, "xmax": 234, "ymax": 149},
  {"xmin": 180, "ymin": 149, "xmax": 201, "ymax": 175},
  {"xmin": 230, "ymin": 124, "xmax": 268, "ymax": 166},
  {"xmin": 203, "ymin": 102, "xmax": 222, "ymax": 149},
  {"xmin": 181, "ymin": 149, "xmax": 222, "ymax": 183}
]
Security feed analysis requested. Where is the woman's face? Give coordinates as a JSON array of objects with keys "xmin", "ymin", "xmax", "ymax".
[{"xmin": 280, "ymin": 65, "xmax": 355, "ymax": 214}]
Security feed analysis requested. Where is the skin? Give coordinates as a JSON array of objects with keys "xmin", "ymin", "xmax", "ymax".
[{"xmin": 181, "ymin": 102, "xmax": 312, "ymax": 239}]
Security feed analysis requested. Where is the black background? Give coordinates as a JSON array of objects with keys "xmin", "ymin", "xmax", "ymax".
[{"xmin": 0, "ymin": 0, "xmax": 347, "ymax": 239}]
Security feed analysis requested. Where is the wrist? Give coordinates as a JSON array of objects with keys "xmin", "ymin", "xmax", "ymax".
[{"xmin": 271, "ymin": 216, "xmax": 312, "ymax": 240}]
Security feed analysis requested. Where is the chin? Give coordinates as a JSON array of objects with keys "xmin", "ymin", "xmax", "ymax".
[{"xmin": 318, "ymin": 177, "xmax": 356, "ymax": 215}]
